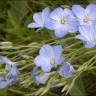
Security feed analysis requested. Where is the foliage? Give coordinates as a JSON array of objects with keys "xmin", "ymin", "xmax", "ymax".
[{"xmin": 0, "ymin": 0, "xmax": 96, "ymax": 96}]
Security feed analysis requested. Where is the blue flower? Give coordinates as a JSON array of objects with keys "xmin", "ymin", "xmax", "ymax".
[
  {"xmin": 0, "ymin": 76, "xmax": 9, "ymax": 88},
  {"xmin": 0, "ymin": 56, "xmax": 20, "ymax": 88},
  {"xmin": 6, "ymin": 64, "xmax": 20, "ymax": 82},
  {"xmin": 76, "ymin": 25, "xmax": 96, "ymax": 48},
  {"xmin": 28, "ymin": 7, "xmax": 50, "ymax": 31},
  {"xmin": 58, "ymin": 62, "xmax": 74, "ymax": 78},
  {"xmin": 32, "ymin": 67, "xmax": 50, "ymax": 85},
  {"xmin": 72, "ymin": 4, "xmax": 96, "ymax": 25},
  {"xmin": 34, "ymin": 44, "xmax": 64, "ymax": 72},
  {"xmin": 45, "ymin": 7, "xmax": 78, "ymax": 38}
]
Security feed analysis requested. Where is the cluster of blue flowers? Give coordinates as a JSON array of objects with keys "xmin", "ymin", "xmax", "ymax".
[
  {"xmin": 32, "ymin": 44, "xmax": 74, "ymax": 84},
  {"xmin": 28, "ymin": 4, "xmax": 96, "ymax": 48},
  {"xmin": 1, "ymin": 4, "xmax": 96, "ymax": 88},
  {"xmin": 28, "ymin": 4, "xmax": 96, "ymax": 85},
  {"xmin": 0, "ymin": 56, "xmax": 19, "ymax": 88}
]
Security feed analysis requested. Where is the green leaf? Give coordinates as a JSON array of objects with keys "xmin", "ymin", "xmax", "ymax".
[
  {"xmin": 7, "ymin": 0, "xmax": 28, "ymax": 27},
  {"xmin": 69, "ymin": 76, "xmax": 86, "ymax": 96},
  {"xmin": 88, "ymin": 0, "xmax": 96, "ymax": 3},
  {"xmin": 0, "ymin": 89, "xmax": 7, "ymax": 96}
]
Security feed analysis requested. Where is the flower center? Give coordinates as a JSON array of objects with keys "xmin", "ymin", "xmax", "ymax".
[
  {"xmin": 61, "ymin": 19, "xmax": 66, "ymax": 24},
  {"xmin": 83, "ymin": 14, "xmax": 90, "ymax": 23},
  {"xmin": 60, "ymin": 16, "xmax": 67, "ymax": 25}
]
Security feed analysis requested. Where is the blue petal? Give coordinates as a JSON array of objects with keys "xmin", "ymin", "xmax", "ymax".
[
  {"xmin": 62, "ymin": 8, "xmax": 79, "ymax": 33},
  {"xmin": 68, "ymin": 22, "xmax": 79, "ymax": 33},
  {"xmin": 0, "ymin": 80, "xmax": 8, "ymax": 89},
  {"xmin": 34, "ymin": 55, "xmax": 52, "ymax": 72},
  {"xmin": 79, "ymin": 25, "xmax": 92, "ymax": 40},
  {"xmin": 49, "ymin": 7, "xmax": 63, "ymax": 21},
  {"xmin": 86, "ymin": 4, "xmax": 96, "ymax": 19},
  {"xmin": 63, "ymin": 8, "xmax": 75, "ymax": 19},
  {"xmin": 45, "ymin": 18, "xmax": 59, "ymax": 30},
  {"xmin": 58, "ymin": 63, "xmax": 74, "ymax": 78},
  {"xmin": 32, "ymin": 67, "xmax": 40, "ymax": 85},
  {"xmin": 78, "ymin": 25, "xmax": 96, "ymax": 48},
  {"xmin": 0, "ymin": 56, "xmax": 13, "ymax": 65},
  {"xmin": 0, "ymin": 56, "xmax": 14, "ymax": 71},
  {"xmin": 27, "ymin": 23, "xmax": 42, "ymax": 28},
  {"xmin": 33, "ymin": 12, "xmax": 43, "ymax": 25},
  {"xmin": 5, "ymin": 64, "xmax": 12, "ymax": 71},
  {"xmin": 11, "ymin": 65, "xmax": 20, "ymax": 77},
  {"xmin": 6, "ymin": 72, "xmax": 14, "ymax": 81},
  {"xmin": 53, "ymin": 45, "xmax": 64, "ymax": 65},
  {"xmin": 39, "ymin": 44, "xmax": 54, "ymax": 57},
  {"xmin": 75, "ymin": 34, "xmax": 87, "ymax": 41},
  {"xmin": 32, "ymin": 67, "xmax": 38, "ymax": 77},
  {"xmin": 53, "ymin": 45, "xmax": 63, "ymax": 55},
  {"xmin": 54, "ymin": 28, "xmax": 68, "ymax": 38},
  {"xmin": 54, "ymin": 56, "xmax": 64, "ymax": 65},
  {"xmin": 32, "ymin": 67, "xmax": 50, "ymax": 85},
  {"xmin": 34, "ymin": 55, "xmax": 43, "ymax": 66},
  {"xmin": 0, "ymin": 56, "xmax": 19, "ymax": 86},
  {"xmin": 35, "ymin": 73, "xmax": 50, "ymax": 85},
  {"xmin": 41, "ymin": 63, "xmax": 52, "ymax": 72},
  {"xmin": 85, "ymin": 41, "xmax": 96, "ymax": 48},
  {"xmin": 34, "ymin": 55, "xmax": 47, "ymax": 68},
  {"xmin": 72, "ymin": 5, "xmax": 84, "ymax": 18},
  {"xmin": 79, "ymin": 25, "xmax": 96, "ymax": 41},
  {"xmin": 0, "ymin": 56, "xmax": 19, "ymax": 77},
  {"xmin": 42, "ymin": 7, "xmax": 50, "ymax": 25},
  {"xmin": 6, "ymin": 73, "xmax": 15, "ymax": 86},
  {"xmin": 0, "ymin": 76, "xmax": 8, "ymax": 88},
  {"xmin": 68, "ymin": 24, "xmax": 78, "ymax": 33}
]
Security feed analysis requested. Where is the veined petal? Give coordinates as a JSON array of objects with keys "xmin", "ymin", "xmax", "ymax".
[
  {"xmin": 33, "ymin": 12, "xmax": 43, "ymax": 25},
  {"xmin": 35, "ymin": 73, "xmax": 50, "ymax": 85},
  {"xmin": 34, "ymin": 55, "xmax": 49, "ymax": 66},
  {"xmin": 42, "ymin": 7, "xmax": 50, "ymax": 24},
  {"xmin": 85, "ymin": 41, "xmax": 96, "ymax": 48},
  {"xmin": 75, "ymin": 34, "xmax": 87, "ymax": 41},
  {"xmin": 54, "ymin": 28, "xmax": 68, "ymax": 38},
  {"xmin": 86, "ymin": 4, "xmax": 96, "ymax": 19},
  {"xmin": 11, "ymin": 65, "xmax": 20, "ymax": 77},
  {"xmin": 0, "ymin": 56, "xmax": 14, "ymax": 71},
  {"xmin": 0, "ymin": 56, "xmax": 13, "ymax": 65},
  {"xmin": 32, "ymin": 67, "xmax": 50, "ymax": 85},
  {"xmin": 58, "ymin": 63, "xmax": 74, "ymax": 78},
  {"xmin": 32, "ymin": 67, "xmax": 38, "ymax": 77},
  {"xmin": 53, "ymin": 45, "xmax": 64, "ymax": 65},
  {"xmin": 79, "ymin": 25, "xmax": 92, "ymax": 41},
  {"xmin": 53, "ymin": 45, "xmax": 63, "ymax": 55},
  {"xmin": 41, "ymin": 63, "xmax": 52, "ymax": 72},
  {"xmin": 54, "ymin": 56, "xmax": 64, "ymax": 65},
  {"xmin": 27, "ymin": 23, "xmax": 42, "ymax": 28},
  {"xmin": 45, "ymin": 18, "xmax": 60, "ymax": 30},
  {"xmin": 72, "ymin": 5, "xmax": 84, "ymax": 18},
  {"xmin": 39, "ymin": 44, "xmax": 54, "ymax": 57},
  {"xmin": 78, "ymin": 25, "xmax": 96, "ymax": 48},
  {"xmin": 6, "ymin": 65, "xmax": 19, "ymax": 83},
  {"xmin": 6, "ymin": 72, "xmax": 14, "ymax": 81},
  {"xmin": 0, "ymin": 56, "xmax": 19, "ymax": 86},
  {"xmin": 0, "ymin": 80, "xmax": 8, "ymax": 89},
  {"xmin": 68, "ymin": 23, "xmax": 78, "ymax": 33},
  {"xmin": 0, "ymin": 76, "xmax": 8, "ymax": 89},
  {"xmin": 49, "ymin": 7, "xmax": 63, "ymax": 21},
  {"xmin": 34, "ymin": 55, "xmax": 52, "ymax": 72},
  {"xmin": 63, "ymin": 8, "xmax": 75, "ymax": 19}
]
